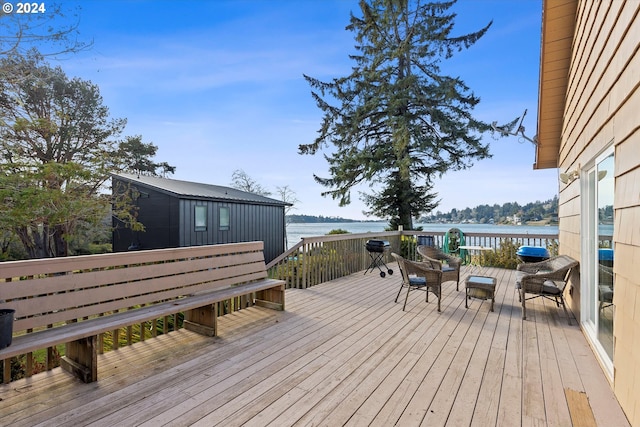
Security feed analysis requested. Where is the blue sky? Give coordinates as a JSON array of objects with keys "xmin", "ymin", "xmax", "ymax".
[{"xmin": 46, "ymin": 0, "xmax": 555, "ymax": 220}]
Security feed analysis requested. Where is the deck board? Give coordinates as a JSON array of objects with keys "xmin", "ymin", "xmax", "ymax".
[{"xmin": 0, "ymin": 266, "xmax": 630, "ymax": 427}]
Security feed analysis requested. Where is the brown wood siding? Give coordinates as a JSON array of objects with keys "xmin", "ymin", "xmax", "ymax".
[{"xmin": 556, "ymin": 0, "xmax": 640, "ymax": 424}]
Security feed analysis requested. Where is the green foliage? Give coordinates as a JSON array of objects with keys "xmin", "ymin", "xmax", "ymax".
[
  {"xmin": 422, "ymin": 196, "xmax": 559, "ymax": 224},
  {"xmin": 0, "ymin": 53, "xmax": 124, "ymax": 258},
  {"xmin": 327, "ymin": 229, "xmax": 350, "ymax": 235},
  {"xmin": 482, "ymin": 240, "xmax": 520, "ymax": 270},
  {"xmin": 546, "ymin": 239, "xmax": 559, "ymax": 257},
  {"xmin": 118, "ymin": 135, "xmax": 176, "ymax": 177},
  {"xmin": 287, "ymin": 214, "xmax": 364, "ymax": 223},
  {"xmin": 0, "ymin": 231, "xmax": 27, "ymax": 260},
  {"xmin": 399, "ymin": 234, "xmax": 415, "ymax": 259},
  {"xmin": 300, "ymin": 0, "xmax": 496, "ymax": 230},
  {"xmin": 0, "ymin": 162, "xmax": 112, "ymax": 258},
  {"xmin": 88, "ymin": 243, "xmax": 113, "ymax": 254},
  {"xmin": 0, "ymin": 52, "xmax": 173, "ymax": 259},
  {"xmin": 1, "ymin": 346, "xmax": 62, "ymax": 382}
]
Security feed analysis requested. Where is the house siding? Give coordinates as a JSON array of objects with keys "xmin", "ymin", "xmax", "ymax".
[
  {"xmin": 112, "ymin": 179, "xmax": 180, "ymax": 252},
  {"xmin": 558, "ymin": 1, "xmax": 640, "ymax": 424},
  {"xmin": 179, "ymin": 199, "xmax": 285, "ymax": 263},
  {"xmin": 112, "ymin": 174, "xmax": 287, "ymax": 264}
]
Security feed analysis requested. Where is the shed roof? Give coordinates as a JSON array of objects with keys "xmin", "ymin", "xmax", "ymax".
[{"xmin": 113, "ymin": 173, "xmax": 292, "ymax": 207}]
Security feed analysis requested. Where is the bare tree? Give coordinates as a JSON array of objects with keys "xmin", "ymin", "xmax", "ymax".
[
  {"xmin": 275, "ymin": 185, "xmax": 299, "ymax": 250},
  {"xmin": 230, "ymin": 169, "xmax": 272, "ymax": 196},
  {"xmin": 276, "ymin": 185, "xmax": 299, "ymax": 217},
  {"xmin": 1, "ymin": 3, "xmax": 91, "ymax": 57}
]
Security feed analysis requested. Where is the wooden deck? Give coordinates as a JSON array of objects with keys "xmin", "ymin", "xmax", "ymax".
[{"xmin": 0, "ymin": 266, "xmax": 629, "ymax": 426}]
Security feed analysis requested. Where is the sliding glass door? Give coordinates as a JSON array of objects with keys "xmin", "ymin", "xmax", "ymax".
[{"xmin": 582, "ymin": 148, "xmax": 615, "ymax": 375}]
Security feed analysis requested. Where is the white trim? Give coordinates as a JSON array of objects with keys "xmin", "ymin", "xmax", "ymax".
[{"xmin": 580, "ymin": 145, "xmax": 615, "ymax": 380}]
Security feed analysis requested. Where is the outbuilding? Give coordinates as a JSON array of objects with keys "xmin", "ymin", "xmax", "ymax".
[{"xmin": 112, "ymin": 173, "xmax": 290, "ymax": 263}]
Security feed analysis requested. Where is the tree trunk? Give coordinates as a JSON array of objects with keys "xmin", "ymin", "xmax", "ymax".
[
  {"xmin": 15, "ymin": 225, "xmax": 50, "ymax": 259},
  {"xmin": 53, "ymin": 225, "xmax": 68, "ymax": 257},
  {"xmin": 398, "ymin": 173, "xmax": 413, "ymax": 230}
]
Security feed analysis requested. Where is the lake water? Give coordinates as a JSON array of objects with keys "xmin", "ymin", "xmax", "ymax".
[{"xmin": 286, "ymin": 222, "xmax": 559, "ymax": 249}]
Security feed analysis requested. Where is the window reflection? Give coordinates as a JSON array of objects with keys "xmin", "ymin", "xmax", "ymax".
[{"xmin": 596, "ymin": 153, "xmax": 614, "ymax": 360}]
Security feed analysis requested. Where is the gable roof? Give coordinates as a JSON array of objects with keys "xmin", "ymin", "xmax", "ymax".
[{"xmin": 113, "ymin": 173, "xmax": 292, "ymax": 207}]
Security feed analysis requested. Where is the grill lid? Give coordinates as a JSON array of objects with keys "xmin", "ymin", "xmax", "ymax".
[{"xmin": 366, "ymin": 240, "xmax": 390, "ymax": 252}]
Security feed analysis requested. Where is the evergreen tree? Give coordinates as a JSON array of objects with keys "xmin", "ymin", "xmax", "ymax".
[
  {"xmin": 0, "ymin": 52, "xmax": 172, "ymax": 258},
  {"xmin": 118, "ymin": 135, "xmax": 176, "ymax": 177},
  {"xmin": 300, "ymin": 0, "xmax": 494, "ymax": 230}
]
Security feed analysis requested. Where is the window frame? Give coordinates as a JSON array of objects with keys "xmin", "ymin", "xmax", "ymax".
[
  {"xmin": 194, "ymin": 205, "xmax": 207, "ymax": 232},
  {"xmin": 219, "ymin": 206, "xmax": 230, "ymax": 231}
]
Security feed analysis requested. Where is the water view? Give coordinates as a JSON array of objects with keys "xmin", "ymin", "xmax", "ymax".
[{"xmin": 286, "ymin": 222, "xmax": 558, "ymax": 249}]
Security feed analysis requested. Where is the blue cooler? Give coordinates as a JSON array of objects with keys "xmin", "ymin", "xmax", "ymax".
[{"xmin": 517, "ymin": 246, "xmax": 550, "ymax": 263}]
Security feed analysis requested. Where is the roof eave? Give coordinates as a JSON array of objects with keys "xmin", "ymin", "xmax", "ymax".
[{"xmin": 535, "ymin": 0, "xmax": 578, "ymax": 170}]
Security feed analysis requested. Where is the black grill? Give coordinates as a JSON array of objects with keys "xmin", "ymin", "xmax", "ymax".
[
  {"xmin": 365, "ymin": 239, "xmax": 390, "ymax": 253},
  {"xmin": 364, "ymin": 240, "xmax": 393, "ymax": 277}
]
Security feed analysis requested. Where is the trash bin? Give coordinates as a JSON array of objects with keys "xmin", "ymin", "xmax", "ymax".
[
  {"xmin": 417, "ymin": 235, "xmax": 434, "ymax": 247},
  {"xmin": 0, "ymin": 309, "xmax": 15, "ymax": 350}
]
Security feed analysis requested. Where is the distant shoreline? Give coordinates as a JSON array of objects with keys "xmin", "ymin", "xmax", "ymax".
[
  {"xmin": 287, "ymin": 219, "xmax": 557, "ymax": 227},
  {"xmin": 286, "ymin": 221, "xmax": 559, "ymax": 249}
]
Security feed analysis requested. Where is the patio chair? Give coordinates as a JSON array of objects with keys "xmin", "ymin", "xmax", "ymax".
[
  {"xmin": 515, "ymin": 255, "xmax": 579, "ymax": 324},
  {"xmin": 392, "ymin": 253, "xmax": 443, "ymax": 312},
  {"xmin": 417, "ymin": 245, "xmax": 462, "ymax": 290}
]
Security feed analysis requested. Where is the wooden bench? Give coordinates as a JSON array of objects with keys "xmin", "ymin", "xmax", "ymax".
[{"xmin": 0, "ymin": 241, "xmax": 285, "ymax": 383}]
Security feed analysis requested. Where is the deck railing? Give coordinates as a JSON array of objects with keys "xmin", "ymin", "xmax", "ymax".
[{"xmin": 267, "ymin": 229, "xmax": 559, "ymax": 289}]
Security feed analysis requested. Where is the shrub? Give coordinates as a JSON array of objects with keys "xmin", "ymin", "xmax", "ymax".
[
  {"xmin": 327, "ymin": 229, "xmax": 350, "ymax": 235},
  {"xmin": 483, "ymin": 239, "xmax": 520, "ymax": 269}
]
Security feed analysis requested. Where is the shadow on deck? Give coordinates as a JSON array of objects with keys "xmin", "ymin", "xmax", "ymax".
[{"xmin": 0, "ymin": 266, "xmax": 629, "ymax": 426}]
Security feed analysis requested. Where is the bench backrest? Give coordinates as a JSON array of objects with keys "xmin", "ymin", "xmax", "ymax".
[{"xmin": 0, "ymin": 241, "xmax": 268, "ymax": 334}]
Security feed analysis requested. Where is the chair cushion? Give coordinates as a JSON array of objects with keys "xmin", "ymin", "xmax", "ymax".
[
  {"xmin": 442, "ymin": 267, "xmax": 456, "ymax": 272},
  {"xmin": 541, "ymin": 280, "xmax": 562, "ymax": 295},
  {"xmin": 515, "ymin": 274, "xmax": 563, "ymax": 295},
  {"xmin": 409, "ymin": 277, "xmax": 427, "ymax": 287}
]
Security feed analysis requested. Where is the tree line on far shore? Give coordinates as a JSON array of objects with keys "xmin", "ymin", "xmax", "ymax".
[
  {"xmin": 418, "ymin": 196, "xmax": 559, "ymax": 225},
  {"xmin": 288, "ymin": 196, "xmax": 559, "ymax": 226}
]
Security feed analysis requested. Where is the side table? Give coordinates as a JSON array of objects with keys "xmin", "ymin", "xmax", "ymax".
[{"xmin": 465, "ymin": 275, "xmax": 497, "ymax": 312}]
